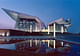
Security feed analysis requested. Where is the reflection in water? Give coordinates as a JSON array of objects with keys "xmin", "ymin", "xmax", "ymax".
[
  {"xmin": 0, "ymin": 44, "xmax": 16, "ymax": 50},
  {"xmin": 0, "ymin": 35, "xmax": 80, "ymax": 56}
]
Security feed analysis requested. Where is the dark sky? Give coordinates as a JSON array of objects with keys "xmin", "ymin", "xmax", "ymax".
[{"xmin": 0, "ymin": 0, "xmax": 80, "ymax": 33}]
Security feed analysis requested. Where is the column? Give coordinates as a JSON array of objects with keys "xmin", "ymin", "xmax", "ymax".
[
  {"xmin": 2, "ymin": 33, "xmax": 5, "ymax": 36},
  {"xmin": 53, "ymin": 23, "xmax": 56, "ymax": 37},
  {"xmin": 6, "ymin": 32, "xmax": 10, "ymax": 36},
  {"xmin": 48, "ymin": 25, "xmax": 50, "ymax": 34},
  {"xmin": 61, "ymin": 25, "xmax": 64, "ymax": 33},
  {"xmin": 30, "ymin": 24, "xmax": 32, "ymax": 32},
  {"xmin": 61, "ymin": 41, "xmax": 64, "ymax": 47},
  {"xmin": 53, "ymin": 23, "xmax": 56, "ymax": 49}
]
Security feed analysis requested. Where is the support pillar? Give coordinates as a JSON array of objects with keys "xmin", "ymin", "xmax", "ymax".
[
  {"xmin": 6, "ymin": 32, "xmax": 10, "ymax": 36},
  {"xmin": 2, "ymin": 33, "xmax": 5, "ymax": 36},
  {"xmin": 30, "ymin": 25, "xmax": 32, "ymax": 32},
  {"xmin": 61, "ymin": 25, "xmax": 64, "ymax": 33},
  {"xmin": 35, "ymin": 23, "xmax": 38, "ymax": 32},
  {"xmin": 53, "ymin": 23, "xmax": 56, "ymax": 49},
  {"xmin": 48, "ymin": 25, "xmax": 50, "ymax": 34},
  {"xmin": 53, "ymin": 23, "xmax": 56, "ymax": 37}
]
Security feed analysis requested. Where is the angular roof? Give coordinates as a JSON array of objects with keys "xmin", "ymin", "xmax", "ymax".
[
  {"xmin": 2, "ymin": 8, "xmax": 42, "ymax": 24},
  {"xmin": 48, "ymin": 18, "xmax": 71, "ymax": 28},
  {"xmin": 49, "ymin": 18, "xmax": 70, "ymax": 25},
  {"xmin": 2, "ymin": 8, "xmax": 46, "ymax": 28}
]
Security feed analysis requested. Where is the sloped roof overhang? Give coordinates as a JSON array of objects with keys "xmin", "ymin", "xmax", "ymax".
[
  {"xmin": 2, "ymin": 8, "xmax": 42, "ymax": 24},
  {"xmin": 48, "ymin": 18, "xmax": 71, "ymax": 28}
]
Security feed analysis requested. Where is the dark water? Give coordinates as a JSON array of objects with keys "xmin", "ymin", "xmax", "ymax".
[
  {"xmin": 56, "ymin": 34, "xmax": 80, "ymax": 56},
  {"xmin": 0, "ymin": 44, "xmax": 16, "ymax": 50},
  {"xmin": 0, "ymin": 35, "xmax": 80, "ymax": 56}
]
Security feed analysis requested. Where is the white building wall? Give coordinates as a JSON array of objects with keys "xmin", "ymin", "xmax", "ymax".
[{"xmin": 48, "ymin": 24, "xmax": 67, "ymax": 33}]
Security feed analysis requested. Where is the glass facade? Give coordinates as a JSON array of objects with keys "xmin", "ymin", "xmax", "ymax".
[
  {"xmin": 15, "ymin": 18, "xmax": 38, "ymax": 32},
  {"xmin": 49, "ymin": 24, "xmax": 67, "ymax": 32}
]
